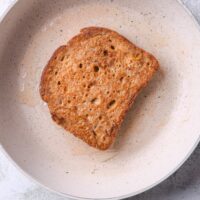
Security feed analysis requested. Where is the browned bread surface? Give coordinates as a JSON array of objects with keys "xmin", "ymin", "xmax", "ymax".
[{"xmin": 40, "ymin": 27, "xmax": 159, "ymax": 150}]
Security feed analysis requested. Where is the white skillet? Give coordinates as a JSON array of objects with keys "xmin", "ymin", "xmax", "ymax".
[{"xmin": 0, "ymin": 0, "xmax": 200, "ymax": 199}]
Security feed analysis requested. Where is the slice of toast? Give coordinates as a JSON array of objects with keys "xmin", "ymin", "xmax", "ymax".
[{"xmin": 40, "ymin": 27, "xmax": 159, "ymax": 150}]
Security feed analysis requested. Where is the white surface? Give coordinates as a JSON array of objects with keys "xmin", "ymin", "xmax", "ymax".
[
  {"xmin": 0, "ymin": 0, "xmax": 200, "ymax": 200},
  {"xmin": 0, "ymin": 146, "xmax": 66, "ymax": 200}
]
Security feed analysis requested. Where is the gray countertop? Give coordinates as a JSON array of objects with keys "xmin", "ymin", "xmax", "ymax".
[{"xmin": 0, "ymin": 0, "xmax": 200, "ymax": 200}]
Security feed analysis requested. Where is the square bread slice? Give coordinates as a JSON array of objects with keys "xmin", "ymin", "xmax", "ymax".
[{"xmin": 40, "ymin": 27, "xmax": 159, "ymax": 150}]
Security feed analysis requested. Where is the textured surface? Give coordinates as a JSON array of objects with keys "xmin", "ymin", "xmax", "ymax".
[
  {"xmin": 40, "ymin": 27, "xmax": 158, "ymax": 150},
  {"xmin": 0, "ymin": 0, "xmax": 200, "ymax": 200}
]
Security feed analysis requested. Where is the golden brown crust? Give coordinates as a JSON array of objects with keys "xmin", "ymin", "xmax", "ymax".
[
  {"xmin": 40, "ymin": 27, "xmax": 159, "ymax": 150},
  {"xmin": 40, "ymin": 45, "xmax": 67, "ymax": 102}
]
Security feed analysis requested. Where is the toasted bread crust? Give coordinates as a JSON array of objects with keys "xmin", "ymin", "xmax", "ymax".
[
  {"xmin": 40, "ymin": 45, "xmax": 66, "ymax": 102},
  {"xmin": 40, "ymin": 27, "xmax": 159, "ymax": 150}
]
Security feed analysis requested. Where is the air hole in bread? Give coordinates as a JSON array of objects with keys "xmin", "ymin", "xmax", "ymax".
[
  {"xmin": 55, "ymin": 71, "xmax": 58, "ymax": 75},
  {"xmin": 147, "ymin": 62, "xmax": 151, "ymax": 66},
  {"xmin": 91, "ymin": 98, "xmax": 96, "ymax": 103},
  {"xmin": 57, "ymin": 81, "xmax": 61, "ymax": 85},
  {"xmin": 120, "ymin": 77, "xmax": 124, "ymax": 81},
  {"xmin": 107, "ymin": 100, "xmax": 116, "ymax": 109},
  {"xmin": 60, "ymin": 56, "xmax": 65, "ymax": 61},
  {"xmin": 102, "ymin": 136, "xmax": 106, "ymax": 141},
  {"xmin": 83, "ymin": 75, "xmax": 85, "ymax": 79},
  {"xmin": 88, "ymin": 81, "xmax": 96, "ymax": 89},
  {"xmin": 94, "ymin": 66, "xmax": 99, "ymax": 72},
  {"xmin": 79, "ymin": 63, "xmax": 83, "ymax": 68},
  {"xmin": 109, "ymin": 39, "xmax": 112, "ymax": 42},
  {"xmin": 111, "ymin": 45, "xmax": 115, "ymax": 50},
  {"xmin": 67, "ymin": 100, "xmax": 71, "ymax": 103},
  {"xmin": 92, "ymin": 130, "xmax": 97, "ymax": 137},
  {"xmin": 99, "ymin": 116, "xmax": 102, "ymax": 120},
  {"xmin": 103, "ymin": 50, "xmax": 108, "ymax": 56},
  {"xmin": 91, "ymin": 97, "xmax": 100, "ymax": 105}
]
